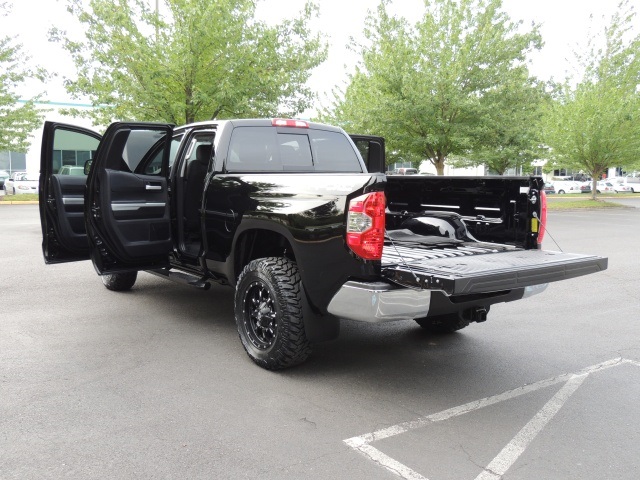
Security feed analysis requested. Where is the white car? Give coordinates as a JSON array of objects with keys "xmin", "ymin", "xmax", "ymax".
[
  {"xmin": 611, "ymin": 180, "xmax": 633, "ymax": 193},
  {"xmin": 5, "ymin": 173, "xmax": 39, "ymax": 195},
  {"xmin": 552, "ymin": 181, "xmax": 583, "ymax": 194},
  {"xmin": 623, "ymin": 177, "xmax": 640, "ymax": 193},
  {"xmin": 3, "ymin": 172, "xmax": 25, "ymax": 194},
  {"xmin": 596, "ymin": 181, "xmax": 617, "ymax": 194}
]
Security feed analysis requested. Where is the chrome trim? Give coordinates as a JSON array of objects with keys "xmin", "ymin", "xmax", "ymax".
[
  {"xmin": 474, "ymin": 206, "xmax": 500, "ymax": 212},
  {"xmin": 327, "ymin": 281, "xmax": 431, "ymax": 323},
  {"xmin": 145, "ymin": 185, "xmax": 162, "ymax": 190},
  {"xmin": 62, "ymin": 197, "xmax": 83, "ymax": 205},
  {"xmin": 421, "ymin": 203, "xmax": 460, "ymax": 209},
  {"xmin": 111, "ymin": 202, "xmax": 165, "ymax": 212},
  {"xmin": 522, "ymin": 283, "xmax": 549, "ymax": 299}
]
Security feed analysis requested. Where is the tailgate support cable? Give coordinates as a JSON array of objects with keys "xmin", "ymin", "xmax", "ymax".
[
  {"xmin": 384, "ymin": 229, "xmax": 423, "ymax": 291},
  {"xmin": 532, "ymin": 212, "xmax": 563, "ymax": 252}
]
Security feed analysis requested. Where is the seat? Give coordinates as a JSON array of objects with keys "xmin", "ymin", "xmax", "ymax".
[{"xmin": 184, "ymin": 144, "xmax": 212, "ymax": 232}]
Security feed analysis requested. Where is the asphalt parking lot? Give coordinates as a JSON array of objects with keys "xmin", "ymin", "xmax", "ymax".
[{"xmin": 1, "ymin": 204, "xmax": 639, "ymax": 480}]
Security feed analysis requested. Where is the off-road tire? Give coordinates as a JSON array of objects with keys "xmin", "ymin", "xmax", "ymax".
[
  {"xmin": 102, "ymin": 271, "xmax": 138, "ymax": 291},
  {"xmin": 415, "ymin": 313, "xmax": 470, "ymax": 333},
  {"xmin": 234, "ymin": 257, "xmax": 311, "ymax": 370}
]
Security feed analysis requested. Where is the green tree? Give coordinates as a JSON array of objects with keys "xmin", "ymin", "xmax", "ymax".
[
  {"xmin": 542, "ymin": 1, "xmax": 640, "ymax": 199},
  {"xmin": 0, "ymin": 2, "xmax": 46, "ymax": 152},
  {"xmin": 51, "ymin": 0, "xmax": 327, "ymax": 125},
  {"xmin": 321, "ymin": 0, "xmax": 544, "ymax": 175}
]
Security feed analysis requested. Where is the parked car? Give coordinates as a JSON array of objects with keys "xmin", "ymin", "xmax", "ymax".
[
  {"xmin": 58, "ymin": 165, "xmax": 86, "ymax": 176},
  {"xmin": 5, "ymin": 173, "xmax": 38, "ymax": 195},
  {"xmin": 395, "ymin": 168, "xmax": 418, "ymax": 175},
  {"xmin": 0, "ymin": 170, "xmax": 9, "ymax": 189},
  {"xmin": 596, "ymin": 181, "xmax": 617, "ymax": 194},
  {"xmin": 579, "ymin": 182, "xmax": 592, "ymax": 193},
  {"xmin": 3, "ymin": 172, "xmax": 26, "ymax": 194},
  {"xmin": 543, "ymin": 182, "xmax": 555, "ymax": 194},
  {"xmin": 552, "ymin": 181, "xmax": 582, "ymax": 194},
  {"xmin": 610, "ymin": 179, "xmax": 633, "ymax": 193},
  {"xmin": 623, "ymin": 177, "xmax": 640, "ymax": 193}
]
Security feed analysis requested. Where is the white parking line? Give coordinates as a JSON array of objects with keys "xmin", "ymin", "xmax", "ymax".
[
  {"xmin": 474, "ymin": 373, "xmax": 587, "ymax": 480},
  {"xmin": 344, "ymin": 358, "xmax": 634, "ymax": 480}
]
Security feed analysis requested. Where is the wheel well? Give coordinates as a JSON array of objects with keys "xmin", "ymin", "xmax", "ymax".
[{"xmin": 234, "ymin": 229, "xmax": 296, "ymax": 281}]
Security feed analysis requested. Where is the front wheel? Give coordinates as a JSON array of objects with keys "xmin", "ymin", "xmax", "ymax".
[
  {"xmin": 102, "ymin": 271, "xmax": 138, "ymax": 291},
  {"xmin": 415, "ymin": 313, "xmax": 470, "ymax": 333},
  {"xmin": 234, "ymin": 257, "xmax": 311, "ymax": 370}
]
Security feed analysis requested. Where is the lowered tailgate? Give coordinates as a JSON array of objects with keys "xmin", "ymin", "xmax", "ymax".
[{"xmin": 381, "ymin": 243, "xmax": 607, "ymax": 295}]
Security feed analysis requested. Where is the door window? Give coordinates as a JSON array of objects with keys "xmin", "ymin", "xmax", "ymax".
[
  {"xmin": 52, "ymin": 129, "xmax": 100, "ymax": 173},
  {"xmin": 138, "ymin": 135, "xmax": 183, "ymax": 175}
]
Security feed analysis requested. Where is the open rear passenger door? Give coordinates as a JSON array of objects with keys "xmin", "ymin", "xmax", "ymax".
[{"xmin": 85, "ymin": 122, "xmax": 174, "ymax": 274}]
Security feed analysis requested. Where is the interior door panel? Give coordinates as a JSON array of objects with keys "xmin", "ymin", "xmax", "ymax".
[
  {"xmin": 48, "ymin": 174, "xmax": 89, "ymax": 251},
  {"xmin": 99, "ymin": 169, "xmax": 170, "ymax": 258}
]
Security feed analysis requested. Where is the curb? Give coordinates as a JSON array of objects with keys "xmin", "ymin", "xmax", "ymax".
[{"xmin": 0, "ymin": 200, "xmax": 39, "ymax": 205}]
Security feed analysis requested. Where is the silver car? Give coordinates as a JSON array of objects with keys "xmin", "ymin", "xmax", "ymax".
[{"xmin": 4, "ymin": 172, "xmax": 38, "ymax": 195}]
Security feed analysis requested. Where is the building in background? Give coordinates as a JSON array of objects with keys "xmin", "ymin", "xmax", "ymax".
[{"xmin": 0, "ymin": 151, "xmax": 27, "ymax": 174}]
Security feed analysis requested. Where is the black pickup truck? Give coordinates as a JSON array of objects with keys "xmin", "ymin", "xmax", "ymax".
[{"xmin": 39, "ymin": 119, "xmax": 607, "ymax": 369}]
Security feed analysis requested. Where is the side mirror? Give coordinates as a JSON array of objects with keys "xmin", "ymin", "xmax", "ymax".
[{"xmin": 84, "ymin": 160, "xmax": 92, "ymax": 175}]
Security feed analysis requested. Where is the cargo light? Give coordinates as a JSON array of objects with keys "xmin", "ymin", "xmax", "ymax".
[
  {"xmin": 272, "ymin": 118, "xmax": 309, "ymax": 128},
  {"xmin": 346, "ymin": 191, "xmax": 385, "ymax": 260}
]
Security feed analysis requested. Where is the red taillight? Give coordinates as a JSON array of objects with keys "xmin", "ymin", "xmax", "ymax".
[
  {"xmin": 346, "ymin": 191, "xmax": 385, "ymax": 260},
  {"xmin": 271, "ymin": 118, "xmax": 309, "ymax": 128},
  {"xmin": 537, "ymin": 189, "xmax": 547, "ymax": 245}
]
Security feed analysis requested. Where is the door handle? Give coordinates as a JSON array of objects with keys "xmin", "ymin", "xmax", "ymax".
[{"xmin": 145, "ymin": 184, "xmax": 162, "ymax": 191}]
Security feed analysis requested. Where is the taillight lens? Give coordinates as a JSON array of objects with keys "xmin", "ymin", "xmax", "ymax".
[
  {"xmin": 537, "ymin": 190, "xmax": 547, "ymax": 245},
  {"xmin": 346, "ymin": 191, "xmax": 385, "ymax": 260}
]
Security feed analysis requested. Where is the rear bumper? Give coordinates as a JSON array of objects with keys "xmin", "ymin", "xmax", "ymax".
[
  {"xmin": 327, "ymin": 280, "xmax": 551, "ymax": 324},
  {"xmin": 327, "ymin": 281, "xmax": 432, "ymax": 323}
]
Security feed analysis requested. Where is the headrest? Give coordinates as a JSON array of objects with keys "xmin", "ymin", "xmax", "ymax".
[{"xmin": 195, "ymin": 144, "xmax": 212, "ymax": 165}]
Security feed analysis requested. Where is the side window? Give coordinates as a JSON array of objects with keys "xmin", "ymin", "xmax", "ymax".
[
  {"xmin": 105, "ymin": 128, "xmax": 169, "ymax": 174},
  {"xmin": 52, "ymin": 129, "xmax": 100, "ymax": 173},
  {"xmin": 140, "ymin": 135, "xmax": 183, "ymax": 175}
]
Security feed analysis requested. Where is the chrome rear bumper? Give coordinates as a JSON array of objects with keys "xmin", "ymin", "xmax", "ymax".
[{"xmin": 327, "ymin": 281, "xmax": 431, "ymax": 323}]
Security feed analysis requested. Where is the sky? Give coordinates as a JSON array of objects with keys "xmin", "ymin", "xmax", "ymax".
[{"xmin": 1, "ymin": 0, "xmax": 638, "ymax": 111}]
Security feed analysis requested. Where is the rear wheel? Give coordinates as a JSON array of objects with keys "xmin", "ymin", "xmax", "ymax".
[
  {"xmin": 234, "ymin": 257, "xmax": 311, "ymax": 370},
  {"xmin": 415, "ymin": 313, "xmax": 470, "ymax": 333},
  {"xmin": 102, "ymin": 271, "xmax": 138, "ymax": 291}
]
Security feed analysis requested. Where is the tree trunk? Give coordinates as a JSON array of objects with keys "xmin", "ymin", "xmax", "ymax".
[{"xmin": 435, "ymin": 154, "xmax": 445, "ymax": 175}]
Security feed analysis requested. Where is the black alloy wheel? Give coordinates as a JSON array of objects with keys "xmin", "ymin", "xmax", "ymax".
[
  {"xmin": 243, "ymin": 280, "xmax": 278, "ymax": 350},
  {"xmin": 234, "ymin": 257, "xmax": 311, "ymax": 370}
]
